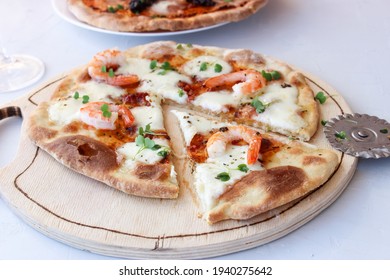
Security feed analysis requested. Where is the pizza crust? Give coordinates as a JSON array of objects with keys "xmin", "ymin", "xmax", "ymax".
[{"xmin": 67, "ymin": 0, "xmax": 268, "ymax": 32}]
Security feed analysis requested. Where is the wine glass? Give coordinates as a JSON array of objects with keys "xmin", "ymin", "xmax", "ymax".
[{"xmin": 0, "ymin": 47, "xmax": 45, "ymax": 93}]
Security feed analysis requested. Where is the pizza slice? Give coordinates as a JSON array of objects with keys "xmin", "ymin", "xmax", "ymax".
[
  {"xmin": 171, "ymin": 110, "xmax": 339, "ymax": 223},
  {"xmin": 27, "ymin": 66, "xmax": 179, "ymax": 199},
  {"xmin": 67, "ymin": 0, "xmax": 268, "ymax": 33}
]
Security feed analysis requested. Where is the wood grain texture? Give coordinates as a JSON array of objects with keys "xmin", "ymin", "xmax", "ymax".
[{"xmin": 0, "ymin": 70, "xmax": 357, "ymax": 259}]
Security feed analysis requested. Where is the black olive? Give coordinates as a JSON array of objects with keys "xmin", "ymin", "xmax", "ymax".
[
  {"xmin": 186, "ymin": 0, "xmax": 216, "ymax": 7},
  {"xmin": 129, "ymin": 0, "xmax": 157, "ymax": 13}
]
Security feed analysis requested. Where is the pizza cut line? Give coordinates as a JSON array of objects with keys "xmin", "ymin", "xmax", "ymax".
[
  {"xmin": 27, "ymin": 41, "xmax": 338, "ymax": 223},
  {"xmin": 67, "ymin": 0, "xmax": 268, "ymax": 32}
]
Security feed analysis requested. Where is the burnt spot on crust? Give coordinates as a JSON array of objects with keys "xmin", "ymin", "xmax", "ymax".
[
  {"xmin": 134, "ymin": 163, "xmax": 170, "ymax": 181},
  {"xmin": 219, "ymin": 166, "xmax": 307, "ymax": 206},
  {"xmin": 45, "ymin": 135, "xmax": 118, "ymax": 173},
  {"xmin": 302, "ymin": 155, "xmax": 326, "ymax": 166}
]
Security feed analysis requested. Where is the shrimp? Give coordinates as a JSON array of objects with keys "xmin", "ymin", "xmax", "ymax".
[
  {"xmin": 87, "ymin": 49, "xmax": 139, "ymax": 87},
  {"xmin": 203, "ymin": 69, "xmax": 266, "ymax": 95},
  {"xmin": 79, "ymin": 102, "xmax": 135, "ymax": 130},
  {"xmin": 206, "ymin": 125, "xmax": 262, "ymax": 165}
]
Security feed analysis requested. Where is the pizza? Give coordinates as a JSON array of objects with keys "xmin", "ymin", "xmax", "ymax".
[
  {"xmin": 67, "ymin": 0, "xmax": 268, "ymax": 32},
  {"xmin": 27, "ymin": 41, "xmax": 338, "ymax": 223}
]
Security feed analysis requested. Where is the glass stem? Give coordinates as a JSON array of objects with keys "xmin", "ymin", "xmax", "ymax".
[{"xmin": 0, "ymin": 47, "xmax": 13, "ymax": 65}]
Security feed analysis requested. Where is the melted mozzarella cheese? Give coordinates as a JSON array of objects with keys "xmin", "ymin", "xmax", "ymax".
[
  {"xmin": 192, "ymin": 90, "xmax": 241, "ymax": 113},
  {"xmin": 138, "ymin": 70, "xmax": 191, "ymax": 104},
  {"xmin": 48, "ymin": 80, "xmax": 126, "ymax": 125},
  {"xmin": 131, "ymin": 105, "xmax": 165, "ymax": 130},
  {"xmin": 182, "ymin": 55, "xmax": 232, "ymax": 80},
  {"xmin": 48, "ymin": 98, "xmax": 82, "ymax": 125},
  {"xmin": 195, "ymin": 145, "xmax": 263, "ymax": 211},
  {"xmin": 150, "ymin": 0, "xmax": 173, "ymax": 15},
  {"xmin": 171, "ymin": 110, "xmax": 228, "ymax": 145},
  {"xmin": 253, "ymin": 83, "xmax": 306, "ymax": 132},
  {"xmin": 116, "ymin": 57, "xmax": 152, "ymax": 77},
  {"xmin": 117, "ymin": 138, "xmax": 170, "ymax": 170},
  {"xmin": 78, "ymin": 80, "xmax": 126, "ymax": 102}
]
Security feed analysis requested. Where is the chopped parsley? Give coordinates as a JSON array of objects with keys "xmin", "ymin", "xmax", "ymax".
[
  {"xmin": 101, "ymin": 65, "xmax": 107, "ymax": 73},
  {"xmin": 380, "ymin": 128, "xmax": 388, "ymax": 134},
  {"xmin": 108, "ymin": 68, "xmax": 115, "ymax": 77},
  {"xmin": 321, "ymin": 120, "xmax": 328, "ymax": 126},
  {"xmin": 73, "ymin": 91, "xmax": 80, "ymax": 100}
]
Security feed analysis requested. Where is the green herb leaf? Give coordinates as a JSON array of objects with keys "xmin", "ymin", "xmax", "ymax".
[
  {"xmin": 271, "ymin": 70, "xmax": 281, "ymax": 80},
  {"xmin": 251, "ymin": 97, "xmax": 266, "ymax": 114},
  {"xmin": 107, "ymin": 6, "xmax": 116, "ymax": 13},
  {"xmin": 214, "ymin": 63, "xmax": 223, "ymax": 73},
  {"xmin": 178, "ymin": 89, "xmax": 185, "ymax": 97},
  {"xmin": 108, "ymin": 68, "xmax": 115, "ymax": 77},
  {"xmin": 117, "ymin": 4, "xmax": 124, "ymax": 10},
  {"xmin": 321, "ymin": 120, "xmax": 327, "ymax": 126},
  {"xmin": 380, "ymin": 128, "xmax": 388, "ymax": 134},
  {"xmin": 73, "ymin": 91, "xmax": 80, "ymax": 100},
  {"xmin": 100, "ymin": 103, "xmax": 112, "ymax": 118},
  {"xmin": 176, "ymin": 44, "xmax": 184, "ymax": 50},
  {"xmin": 161, "ymin": 61, "xmax": 172, "ymax": 70},
  {"xmin": 335, "ymin": 131, "xmax": 347, "ymax": 140},
  {"xmin": 138, "ymin": 126, "xmax": 144, "ymax": 136},
  {"xmin": 136, "ymin": 135, "xmax": 145, "ymax": 147},
  {"xmin": 151, "ymin": 144, "xmax": 162, "ymax": 151},
  {"xmin": 158, "ymin": 70, "xmax": 167, "ymax": 75},
  {"xmin": 145, "ymin": 123, "xmax": 152, "ymax": 133},
  {"xmin": 200, "ymin": 62, "xmax": 208, "ymax": 71},
  {"xmin": 215, "ymin": 172, "xmax": 230, "ymax": 182},
  {"xmin": 315, "ymin": 91, "xmax": 327, "ymax": 104},
  {"xmin": 82, "ymin": 95, "xmax": 89, "ymax": 104},
  {"xmin": 101, "ymin": 65, "xmax": 107, "ymax": 73},
  {"xmin": 261, "ymin": 70, "xmax": 272, "ymax": 81},
  {"xmin": 237, "ymin": 164, "xmax": 249, "ymax": 173},
  {"xmin": 150, "ymin": 60, "xmax": 157, "ymax": 70},
  {"xmin": 144, "ymin": 138, "xmax": 156, "ymax": 149},
  {"xmin": 186, "ymin": 43, "xmax": 193, "ymax": 48},
  {"xmin": 157, "ymin": 150, "xmax": 169, "ymax": 158}
]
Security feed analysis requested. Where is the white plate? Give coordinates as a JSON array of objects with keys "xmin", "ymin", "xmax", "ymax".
[{"xmin": 52, "ymin": 0, "xmax": 229, "ymax": 37}]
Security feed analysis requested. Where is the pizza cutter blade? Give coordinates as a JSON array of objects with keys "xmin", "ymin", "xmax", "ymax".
[{"xmin": 323, "ymin": 113, "xmax": 390, "ymax": 159}]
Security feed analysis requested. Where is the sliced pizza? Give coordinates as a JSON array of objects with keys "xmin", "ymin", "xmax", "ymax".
[
  {"xmin": 171, "ymin": 110, "xmax": 338, "ymax": 223},
  {"xmin": 27, "ymin": 66, "xmax": 179, "ymax": 199},
  {"xmin": 27, "ymin": 41, "xmax": 327, "ymax": 213},
  {"xmin": 67, "ymin": 0, "xmax": 268, "ymax": 33}
]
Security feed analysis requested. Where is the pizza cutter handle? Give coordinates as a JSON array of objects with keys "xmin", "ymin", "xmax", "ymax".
[{"xmin": 0, "ymin": 106, "xmax": 22, "ymax": 120}]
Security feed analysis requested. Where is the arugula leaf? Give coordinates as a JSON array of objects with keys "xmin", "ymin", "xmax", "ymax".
[{"xmin": 335, "ymin": 131, "xmax": 347, "ymax": 140}]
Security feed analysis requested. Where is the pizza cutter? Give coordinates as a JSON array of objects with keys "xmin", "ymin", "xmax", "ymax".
[{"xmin": 323, "ymin": 113, "xmax": 390, "ymax": 159}]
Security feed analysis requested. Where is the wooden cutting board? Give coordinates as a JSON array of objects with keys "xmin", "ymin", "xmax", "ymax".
[{"xmin": 0, "ymin": 70, "xmax": 357, "ymax": 259}]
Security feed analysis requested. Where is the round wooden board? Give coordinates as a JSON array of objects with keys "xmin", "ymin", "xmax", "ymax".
[{"xmin": 0, "ymin": 70, "xmax": 357, "ymax": 259}]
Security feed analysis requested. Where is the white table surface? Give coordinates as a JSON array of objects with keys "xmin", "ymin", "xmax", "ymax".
[{"xmin": 1, "ymin": 0, "xmax": 389, "ymax": 260}]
